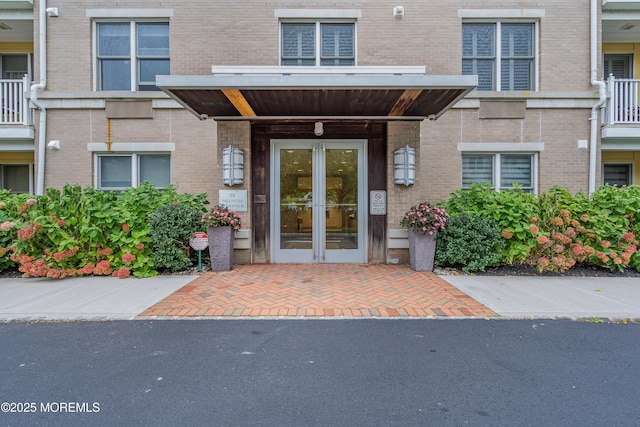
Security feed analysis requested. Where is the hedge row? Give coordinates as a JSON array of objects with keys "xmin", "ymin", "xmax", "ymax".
[
  {"xmin": 0, "ymin": 183, "xmax": 208, "ymax": 278},
  {"xmin": 2, "ymin": 182, "xmax": 639, "ymax": 277},
  {"xmin": 439, "ymin": 184, "xmax": 640, "ymax": 272}
]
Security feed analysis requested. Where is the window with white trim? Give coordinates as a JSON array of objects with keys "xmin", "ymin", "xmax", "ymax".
[
  {"xmin": 96, "ymin": 154, "xmax": 170, "ymax": 190},
  {"xmin": 603, "ymin": 54, "xmax": 632, "ymax": 79},
  {"xmin": 462, "ymin": 22, "xmax": 535, "ymax": 91},
  {"xmin": 96, "ymin": 21, "xmax": 169, "ymax": 91},
  {"xmin": 281, "ymin": 21, "xmax": 355, "ymax": 66},
  {"xmin": 462, "ymin": 153, "xmax": 536, "ymax": 192},
  {"xmin": 603, "ymin": 163, "xmax": 632, "ymax": 187},
  {"xmin": 0, "ymin": 164, "xmax": 32, "ymax": 194}
]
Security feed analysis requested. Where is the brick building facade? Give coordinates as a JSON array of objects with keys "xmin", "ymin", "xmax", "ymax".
[{"xmin": 2, "ymin": 0, "xmax": 636, "ymax": 264}]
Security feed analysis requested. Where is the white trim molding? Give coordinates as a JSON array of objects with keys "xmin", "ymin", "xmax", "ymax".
[
  {"xmin": 234, "ymin": 229, "xmax": 251, "ymax": 249},
  {"xmin": 275, "ymin": 9, "xmax": 361, "ymax": 19},
  {"xmin": 0, "ymin": 141, "xmax": 34, "ymax": 151},
  {"xmin": 457, "ymin": 142, "xmax": 544, "ymax": 152},
  {"xmin": 87, "ymin": 142, "xmax": 175, "ymax": 152},
  {"xmin": 0, "ymin": 128, "xmax": 35, "ymax": 139},
  {"xmin": 86, "ymin": 9, "xmax": 173, "ymax": 18},
  {"xmin": 459, "ymin": 9, "xmax": 545, "ymax": 19},
  {"xmin": 387, "ymin": 229, "xmax": 409, "ymax": 249},
  {"xmin": 211, "ymin": 66, "xmax": 426, "ymax": 75}
]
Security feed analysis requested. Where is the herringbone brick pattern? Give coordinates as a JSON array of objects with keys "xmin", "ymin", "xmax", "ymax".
[{"xmin": 139, "ymin": 264, "xmax": 497, "ymax": 318}]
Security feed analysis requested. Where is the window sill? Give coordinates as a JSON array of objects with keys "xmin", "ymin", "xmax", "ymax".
[
  {"xmin": 464, "ymin": 90, "xmax": 598, "ymax": 100},
  {"xmin": 39, "ymin": 91, "xmax": 170, "ymax": 100}
]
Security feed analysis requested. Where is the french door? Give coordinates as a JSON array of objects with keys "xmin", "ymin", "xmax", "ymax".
[{"xmin": 271, "ymin": 139, "xmax": 367, "ymax": 263}]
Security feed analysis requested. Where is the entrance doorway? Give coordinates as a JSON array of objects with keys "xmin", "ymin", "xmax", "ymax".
[{"xmin": 271, "ymin": 139, "xmax": 367, "ymax": 263}]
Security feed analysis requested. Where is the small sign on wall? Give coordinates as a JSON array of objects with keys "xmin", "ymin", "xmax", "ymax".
[
  {"xmin": 370, "ymin": 190, "xmax": 386, "ymax": 215},
  {"xmin": 219, "ymin": 190, "xmax": 248, "ymax": 212}
]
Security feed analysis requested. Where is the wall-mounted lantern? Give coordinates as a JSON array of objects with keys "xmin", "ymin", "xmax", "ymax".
[
  {"xmin": 222, "ymin": 145, "xmax": 244, "ymax": 186},
  {"xmin": 393, "ymin": 145, "xmax": 415, "ymax": 186}
]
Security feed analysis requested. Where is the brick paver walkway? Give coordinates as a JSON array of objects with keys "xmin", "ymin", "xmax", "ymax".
[{"xmin": 140, "ymin": 264, "xmax": 496, "ymax": 318}]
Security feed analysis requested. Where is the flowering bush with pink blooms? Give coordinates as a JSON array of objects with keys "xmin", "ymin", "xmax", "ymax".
[
  {"xmin": 0, "ymin": 191, "xmax": 31, "ymax": 271},
  {"xmin": 1, "ymin": 183, "xmax": 208, "ymax": 278},
  {"xmin": 443, "ymin": 184, "xmax": 640, "ymax": 273},
  {"xmin": 201, "ymin": 205, "xmax": 242, "ymax": 232},
  {"xmin": 400, "ymin": 202, "xmax": 449, "ymax": 236}
]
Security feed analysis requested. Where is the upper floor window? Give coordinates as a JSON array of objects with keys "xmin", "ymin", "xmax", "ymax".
[
  {"xmin": 281, "ymin": 22, "xmax": 355, "ymax": 66},
  {"xmin": 603, "ymin": 54, "xmax": 632, "ymax": 79},
  {"xmin": 1, "ymin": 54, "xmax": 31, "ymax": 80},
  {"xmin": 96, "ymin": 21, "xmax": 169, "ymax": 91},
  {"xmin": 463, "ymin": 22, "xmax": 535, "ymax": 91}
]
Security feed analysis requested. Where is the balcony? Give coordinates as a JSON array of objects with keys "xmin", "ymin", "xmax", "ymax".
[
  {"xmin": 602, "ymin": 76, "xmax": 640, "ymax": 149},
  {"xmin": 605, "ymin": 77, "xmax": 640, "ymax": 124},
  {"xmin": 0, "ymin": 76, "xmax": 29, "ymax": 125}
]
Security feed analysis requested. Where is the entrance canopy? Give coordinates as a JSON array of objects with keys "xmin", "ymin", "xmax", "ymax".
[{"xmin": 157, "ymin": 66, "xmax": 477, "ymax": 121}]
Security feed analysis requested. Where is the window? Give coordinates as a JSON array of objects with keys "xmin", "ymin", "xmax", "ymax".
[
  {"xmin": 462, "ymin": 153, "xmax": 536, "ymax": 192},
  {"xmin": 0, "ymin": 164, "xmax": 31, "ymax": 194},
  {"xmin": 603, "ymin": 163, "xmax": 632, "ymax": 187},
  {"xmin": 96, "ymin": 154, "xmax": 170, "ymax": 190},
  {"xmin": 281, "ymin": 22, "xmax": 355, "ymax": 66},
  {"xmin": 463, "ymin": 22, "xmax": 535, "ymax": 91},
  {"xmin": 603, "ymin": 54, "xmax": 632, "ymax": 79},
  {"xmin": 96, "ymin": 21, "xmax": 169, "ymax": 91},
  {"xmin": 1, "ymin": 54, "xmax": 31, "ymax": 80}
]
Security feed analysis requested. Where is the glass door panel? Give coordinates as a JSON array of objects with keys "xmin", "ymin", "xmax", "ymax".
[
  {"xmin": 279, "ymin": 148, "xmax": 313, "ymax": 251},
  {"xmin": 325, "ymin": 148, "xmax": 358, "ymax": 252}
]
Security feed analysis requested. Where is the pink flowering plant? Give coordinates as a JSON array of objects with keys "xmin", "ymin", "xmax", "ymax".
[
  {"xmin": 201, "ymin": 205, "xmax": 242, "ymax": 232},
  {"xmin": 400, "ymin": 201, "xmax": 449, "ymax": 235},
  {"xmin": 2, "ymin": 183, "xmax": 208, "ymax": 279}
]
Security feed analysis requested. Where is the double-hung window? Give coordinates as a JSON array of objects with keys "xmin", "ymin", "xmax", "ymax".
[
  {"xmin": 463, "ymin": 22, "xmax": 535, "ymax": 91},
  {"xmin": 96, "ymin": 21, "xmax": 169, "ymax": 91},
  {"xmin": 462, "ymin": 153, "xmax": 536, "ymax": 192},
  {"xmin": 281, "ymin": 21, "xmax": 355, "ymax": 66},
  {"xmin": 96, "ymin": 154, "xmax": 170, "ymax": 191}
]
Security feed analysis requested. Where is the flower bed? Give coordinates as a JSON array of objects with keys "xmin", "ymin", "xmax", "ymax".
[
  {"xmin": 440, "ymin": 184, "xmax": 640, "ymax": 273},
  {"xmin": 0, "ymin": 183, "xmax": 208, "ymax": 278}
]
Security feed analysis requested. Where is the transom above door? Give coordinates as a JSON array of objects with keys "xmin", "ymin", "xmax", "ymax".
[{"xmin": 271, "ymin": 139, "xmax": 367, "ymax": 263}]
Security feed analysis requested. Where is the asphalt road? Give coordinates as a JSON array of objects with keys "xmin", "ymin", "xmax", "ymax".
[{"xmin": 0, "ymin": 319, "xmax": 639, "ymax": 426}]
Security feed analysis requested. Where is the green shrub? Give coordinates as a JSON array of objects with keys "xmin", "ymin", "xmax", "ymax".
[
  {"xmin": 148, "ymin": 203, "xmax": 205, "ymax": 272},
  {"xmin": 442, "ymin": 184, "xmax": 640, "ymax": 273},
  {"xmin": 435, "ymin": 213, "xmax": 504, "ymax": 272},
  {"xmin": 442, "ymin": 183, "xmax": 538, "ymax": 263},
  {"xmin": 3, "ymin": 182, "xmax": 209, "ymax": 278}
]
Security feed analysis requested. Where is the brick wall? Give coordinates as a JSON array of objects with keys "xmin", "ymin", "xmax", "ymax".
[{"xmin": 41, "ymin": 0, "xmax": 594, "ymax": 90}]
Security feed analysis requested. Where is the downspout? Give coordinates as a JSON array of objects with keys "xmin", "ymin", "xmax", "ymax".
[
  {"xmin": 589, "ymin": 0, "xmax": 606, "ymax": 195},
  {"xmin": 32, "ymin": 0, "xmax": 47, "ymax": 195}
]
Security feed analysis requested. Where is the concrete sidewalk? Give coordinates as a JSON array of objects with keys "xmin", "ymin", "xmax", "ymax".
[
  {"xmin": 444, "ymin": 275, "xmax": 640, "ymax": 320},
  {"xmin": 0, "ymin": 275, "xmax": 195, "ymax": 321},
  {"xmin": 0, "ymin": 267, "xmax": 639, "ymax": 321}
]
